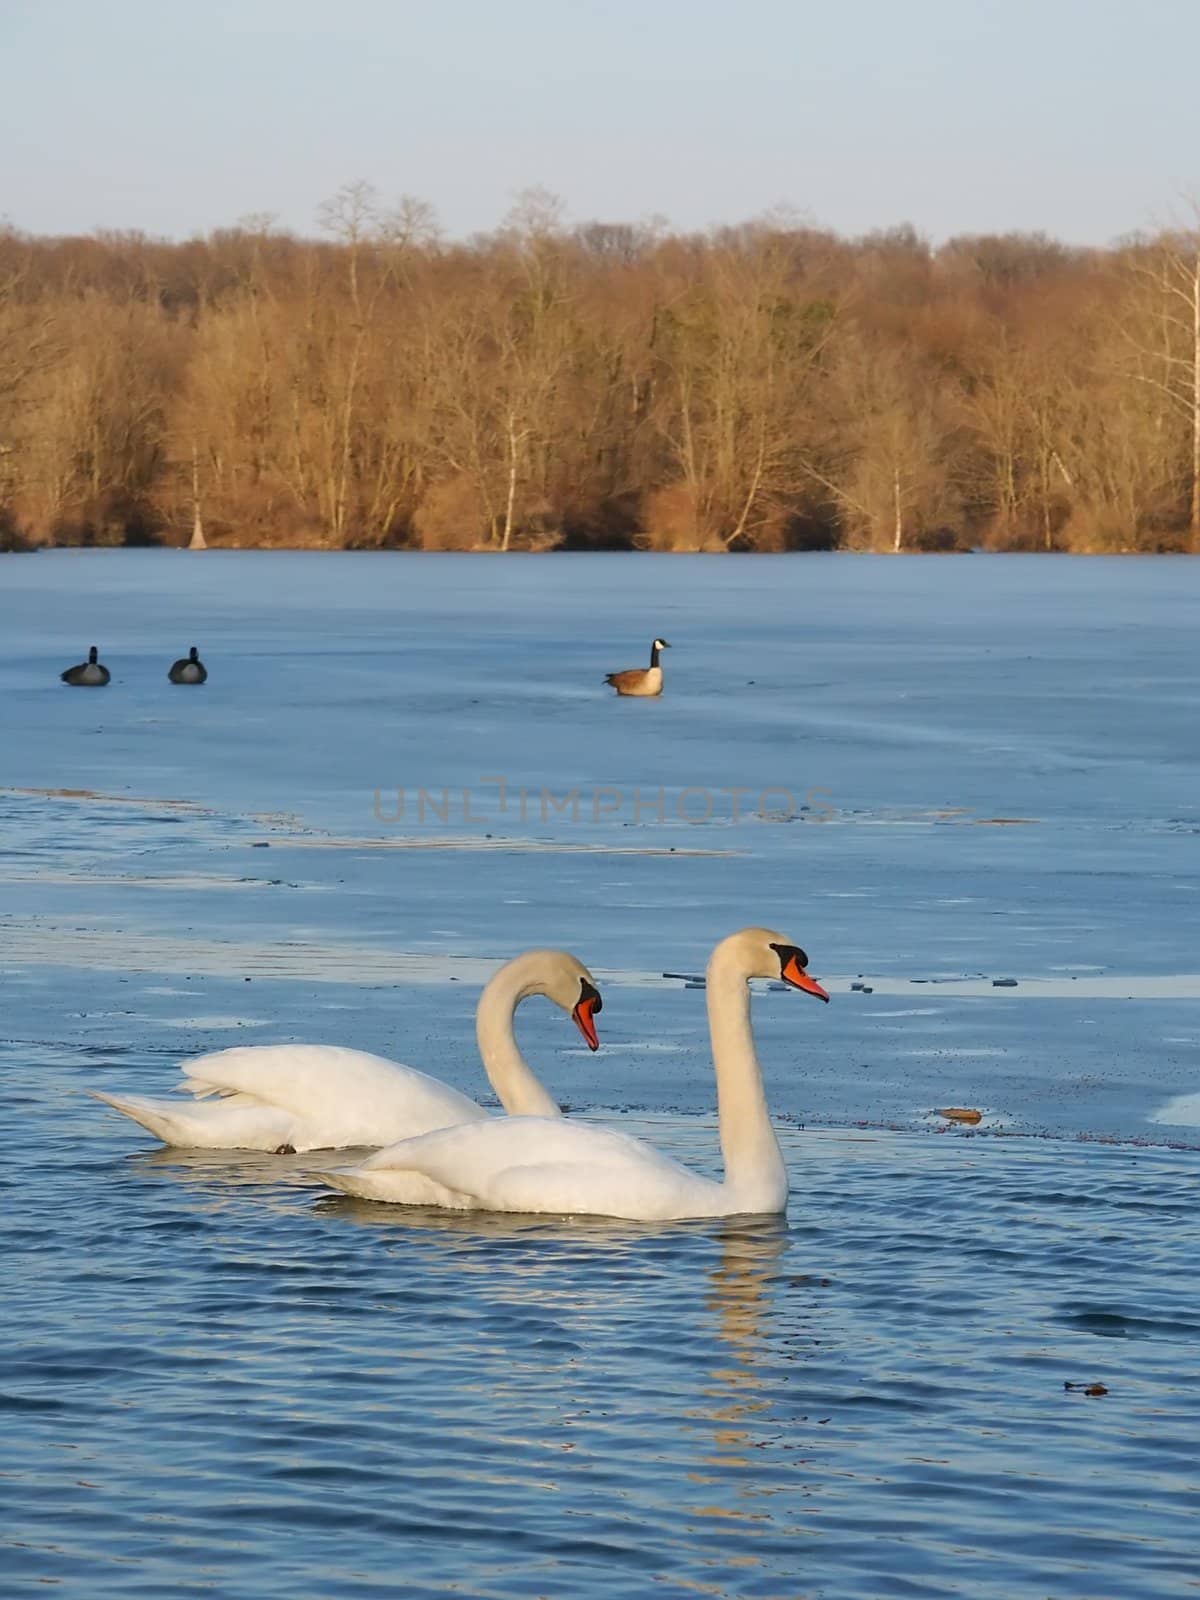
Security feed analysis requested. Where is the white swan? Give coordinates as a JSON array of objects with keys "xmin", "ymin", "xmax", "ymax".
[
  {"xmin": 93, "ymin": 950, "xmax": 602, "ymax": 1152},
  {"xmin": 320, "ymin": 928, "xmax": 828, "ymax": 1219}
]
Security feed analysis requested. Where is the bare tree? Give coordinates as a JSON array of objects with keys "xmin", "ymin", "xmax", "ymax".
[
  {"xmin": 812, "ymin": 333, "xmax": 957, "ymax": 550},
  {"xmin": 651, "ymin": 227, "xmax": 838, "ymax": 548},
  {"xmin": 4, "ymin": 202, "xmax": 1200, "ymax": 555},
  {"xmin": 1117, "ymin": 215, "xmax": 1200, "ymax": 542}
]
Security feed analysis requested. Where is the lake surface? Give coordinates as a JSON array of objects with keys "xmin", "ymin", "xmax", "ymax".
[{"xmin": 1, "ymin": 551, "xmax": 1198, "ymax": 1597}]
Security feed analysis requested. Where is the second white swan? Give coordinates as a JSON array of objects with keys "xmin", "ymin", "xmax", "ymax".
[
  {"xmin": 93, "ymin": 949, "xmax": 602, "ymax": 1152},
  {"xmin": 321, "ymin": 927, "xmax": 827, "ymax": 1219}
]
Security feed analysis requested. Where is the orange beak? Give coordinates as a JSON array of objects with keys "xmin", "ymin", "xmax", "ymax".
[
  {"xmin": 782, "ymin": 955, "xmax": 829, "ymax": 1002},
  {"xmin": 572, "ymin": 994, "xmax": 601, "ymax": 1050}
]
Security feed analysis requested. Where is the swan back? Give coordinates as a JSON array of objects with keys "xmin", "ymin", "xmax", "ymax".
[
  {"xmin": 332, "ymin": 1116, "xmax": 720, "ymax": 1220},
  {"xmin": 184, "ymin": 1043, "xmax": 485, "ymax": 1149}
]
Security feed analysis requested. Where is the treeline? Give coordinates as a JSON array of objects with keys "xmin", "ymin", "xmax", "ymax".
[{"xmin": 2, "ymin": 186, "xmax": 1199, "ymax": 553}]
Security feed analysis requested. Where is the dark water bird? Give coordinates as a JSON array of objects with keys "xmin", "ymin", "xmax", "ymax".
[
  {"xmin": 605, "ymin": 637, "xmax": 670, "ymax": 696},
  {"xmin": 60, "ymin": 646, "xmax": 110, "ymax": 687},
  {"xmin": 168, "ymin": 646, "xmax": 207, "ymax": 685}
]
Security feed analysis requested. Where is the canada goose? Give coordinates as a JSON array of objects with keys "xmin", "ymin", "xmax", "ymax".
[
  {"xmin": 168, "ymin": 646, "xmax": 207, "ymax": 685},
  {"xmin": 605, "ymin": 638, "xmax": 671, "ymax": 696},
  {"xmin": 60, "ymin": 646, "xmax": 110, "ymax": 687}
]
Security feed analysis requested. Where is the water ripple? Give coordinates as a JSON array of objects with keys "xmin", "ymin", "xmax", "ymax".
[{"xmin": 3, "ymin": 1041, "xmax": 1197, "ymax": 1600}]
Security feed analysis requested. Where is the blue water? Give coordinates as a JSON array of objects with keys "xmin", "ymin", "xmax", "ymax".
[{"xmin": 2, "ymin": 551, "xmax": 1199, "ymax": 1596}]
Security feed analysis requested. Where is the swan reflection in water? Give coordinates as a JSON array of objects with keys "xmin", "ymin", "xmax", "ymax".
[
  {"xmin": 132, "ymin": 1143, "xmax": 797, "ymax": 1277},
  {"xmin": 144, "ymin": 1139, "xmax": 795, "ymax": 1382},
  {"xmin": 136, "ymin": 1141, "xmax": 802, "ymax": 1584},
  {"xmin": 132, "ymin": 1143, "xmax": 342, "ymax": 1208},
  {"xmin": 694, "ymin": 1217, "xmax": 790, "ymax": 1465}
]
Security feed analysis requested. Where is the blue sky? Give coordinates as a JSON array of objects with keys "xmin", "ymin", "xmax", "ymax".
[{"xmin": 2, "ymin": 0, "xmax": 1197, "ymax": 244}]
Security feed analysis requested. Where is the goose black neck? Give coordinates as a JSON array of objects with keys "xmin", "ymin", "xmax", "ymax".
[{"xmin": 650, "ymin": 642, "xmax": 661, "ymax": 668}]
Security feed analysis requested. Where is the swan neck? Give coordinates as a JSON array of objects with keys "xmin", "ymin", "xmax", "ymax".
[
  {"xmin": 475, "ymin": 957, "xmax": 562, "ymax": 1117},
  {"xmin": 706, "ymin": 945, "xmax": 787, "ymax": 1211}
]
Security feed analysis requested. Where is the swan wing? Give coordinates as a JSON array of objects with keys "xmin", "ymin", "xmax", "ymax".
[
  {"xmin": 333, "ymin": 1116, "xmax": 721, "ymax": 1219},
  {"xmin": 179, "ymin": 1044, "xmax": 487, "ymax": 1149}
]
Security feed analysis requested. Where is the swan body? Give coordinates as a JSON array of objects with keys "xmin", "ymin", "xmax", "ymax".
[
  {"xmin": 605, "ymin": 637, "xmax": 670, "ymax": 696},
  {"xmin": 321, "ymin": 1115, "xmax": 727, "ymax": 1216},
  {"xmin": 94, "ymin": 950, "xmax": 602, "ymax": 1152},
  {"xmin": 61, "ymin": 645, "xmax": 110, "ymax": 687},
  {"xmin": 322, "ymin": 928, "xmax": 828, "ymax": 1219},
  {"xmin": 169, "ymin": 646, "xmax": 207, "ymax": 684}
]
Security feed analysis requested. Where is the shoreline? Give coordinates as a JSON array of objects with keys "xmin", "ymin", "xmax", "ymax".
[{"xmin": 4, "ymin": 542, "xmax": 1196, "ymax": 558}]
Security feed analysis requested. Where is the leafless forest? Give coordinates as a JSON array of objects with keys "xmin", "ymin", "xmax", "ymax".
[{"xmin": 3, "ymin": 186, "xmax": 1200, "ymax": 553}]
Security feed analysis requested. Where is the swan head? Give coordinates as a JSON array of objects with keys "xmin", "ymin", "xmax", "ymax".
[
  {"xmin": 718, "ymin": 927, "xmax": 829, "ymax": 1002},
  {"xmin": 507, "ymin": 949, "xmax": 604, "ymax": 1051}
]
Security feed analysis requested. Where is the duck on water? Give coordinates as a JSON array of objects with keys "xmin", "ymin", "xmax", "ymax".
[
  {"xmin": 168, "ymin": 647, "xmax": 207, "ymax": 685},
  {"xmin": 61, "ymin": 646, "xmax": 110, "ymax": 687}
]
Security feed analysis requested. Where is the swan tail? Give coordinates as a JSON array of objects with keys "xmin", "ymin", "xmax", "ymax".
[
  {"xmin": 91, "ymin": 1090, "xmax": 295, "ymax": 1151},
  {"xmin": 317, "ymin": 1164, "xmax": 476, "ymax": 1209},
  {"xmin": 316, "ymin": 1166, "xmax": 393, "ymax": 1200}
]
